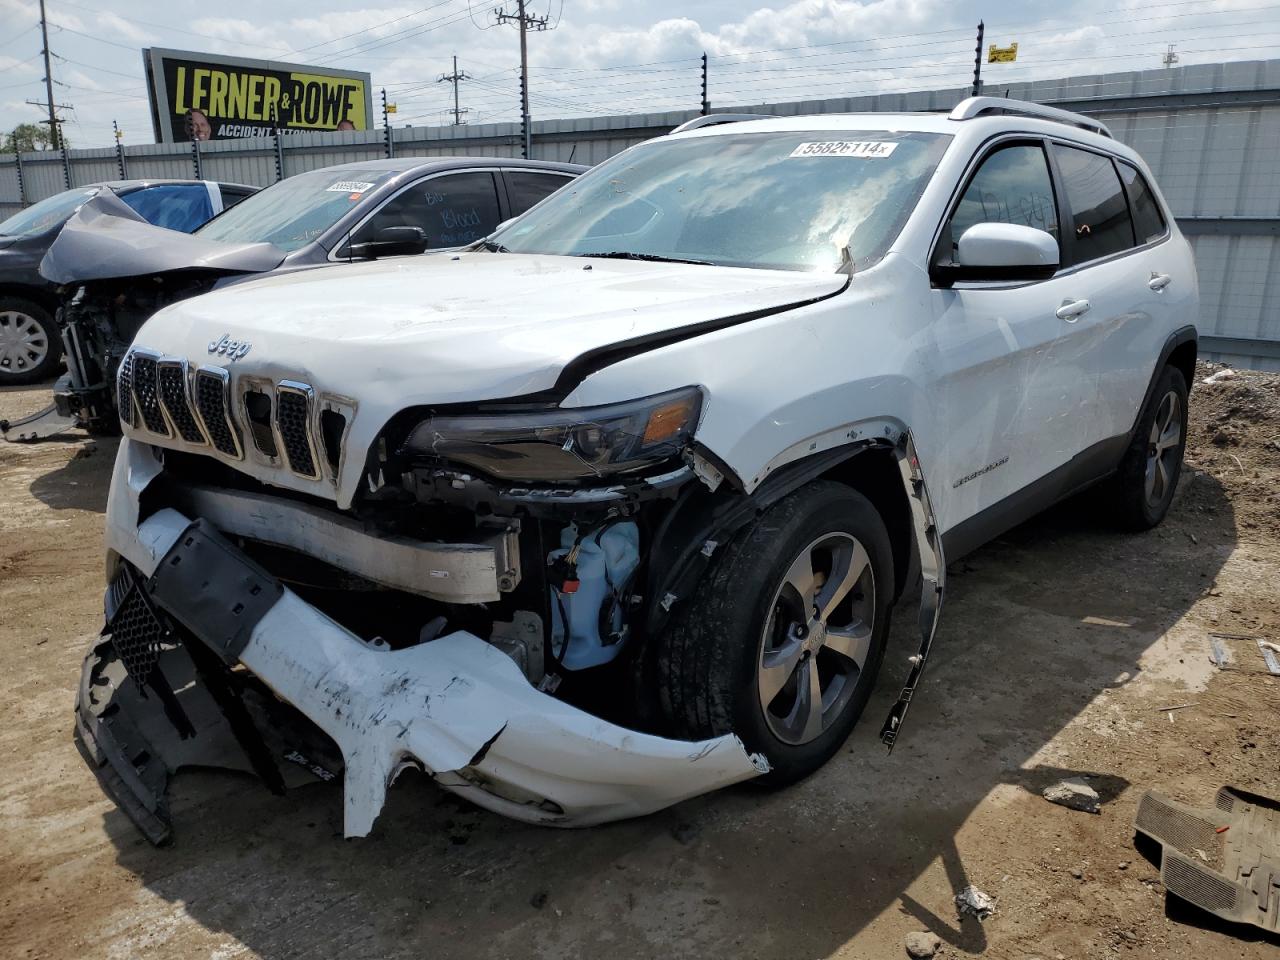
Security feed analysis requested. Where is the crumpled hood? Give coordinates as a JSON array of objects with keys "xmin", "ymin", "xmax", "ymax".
[
  {"xmin": 39, "ymin": 190, "xmax": 285, "ymax": 285},
  {"xmin": 127, "ymin": 251, "xmax": 845, "ymax": 506},
  {"xmin": 138, "ymin": 251, "xmax": 846, "ymax": 403}
]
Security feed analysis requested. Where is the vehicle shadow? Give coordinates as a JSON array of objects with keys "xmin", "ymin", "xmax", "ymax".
[
  {"xmin": 27, "ymin": 436, "xmax": 116, "ymax": 513},
  {"xmin": 96, "ymin": 471, "xmax": 1237, "ymax": 959}
]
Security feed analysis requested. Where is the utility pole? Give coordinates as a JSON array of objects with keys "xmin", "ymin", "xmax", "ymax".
[
  {"xmin": 438, "ymin": 55, "xmax": 470, "ymax": 125},
  {"xmin": 113, "ymin": 120, "xmax": 127, "ymax": 178},
  {"xmin": 971, "ymin": 20, "xmax": 984, "ymax": 97},
  {"xmin": 1162, "ymin": 43, "xmax": 1179, "ymax": 67},
  {"xmin": 701, "ymin": 52, "xmax": 709, "ymax": 115},
  {"xmin": 496, "ymin": 0, "xmax": 549, "ymax": 159},
  {"xmin": 38, "ymin": 0, "xmax": 62, "ymax": 149}
]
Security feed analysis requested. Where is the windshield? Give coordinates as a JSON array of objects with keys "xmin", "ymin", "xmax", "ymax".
[
  {"xmin": 196, "ymin": 167, "xmax": 398, "ymax": 252},
  {"xmin": 493, "ymin": 130, "xmax": 950, "ymax": 272},
  {"xmin": 0, "ymin": 187, "xmax": 100, "ymax": 238}
]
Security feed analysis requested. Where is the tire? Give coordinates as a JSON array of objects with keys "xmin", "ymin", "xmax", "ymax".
[
  {"xmin": 656, "ymin": 481, "xmax": 895, "ymax": 785},
  {"xmin": 0, "ymin": 297, "xmax": 61, "ymax": 385},
  {"xmin": 1110, "ymin": 364, "xmax": 1189, "ymax": 530}
]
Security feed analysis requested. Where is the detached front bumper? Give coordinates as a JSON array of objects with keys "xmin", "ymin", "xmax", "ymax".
[{"xmin": 78, "ymin": 506, "xmax": 767, "ymax": 843}]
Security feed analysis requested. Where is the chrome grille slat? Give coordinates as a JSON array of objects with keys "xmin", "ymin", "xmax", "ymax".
[
  {"xmin": 275, "ymin": 382, "xmax": 320, "ymax": 479},
  {"xmin": 116, "ymin": 352, "xmax": 135, "ymax": 427},
  {"xmin": 193, "ymin": 366, "xmax": 243, "ymax": 459},
  {"xmin": 157, "ymin": 360, "xmax": 206, "ymax": 444},
  {"xmin": 130, "ymin": 353, "xmax": 169, "ymax": 436}
]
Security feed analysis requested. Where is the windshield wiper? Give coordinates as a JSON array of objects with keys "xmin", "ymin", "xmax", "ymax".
[
  {"xmin": 480, "ymin": 239, "xmax": 509, "ymax": 252},
  {"xmin": 576, "ymin": 251, "xmax": 716, "ymax": 266}
]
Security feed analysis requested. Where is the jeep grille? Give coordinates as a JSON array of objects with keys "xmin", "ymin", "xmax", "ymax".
[{"xmin": 120, "ymin": 348, "xmax": 347, "ymax": 483}]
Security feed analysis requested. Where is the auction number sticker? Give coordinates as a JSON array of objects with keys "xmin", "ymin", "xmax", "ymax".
[
  {"xmin": 326, "ymin": 180, "xmax": 376, "ymax": 193},
  {"xmin": 789, "ymin": 141, "xmax": 898, "ymax": 158}
]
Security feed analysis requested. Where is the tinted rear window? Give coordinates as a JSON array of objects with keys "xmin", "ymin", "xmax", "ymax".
[
  {"xmin": 1117, "ymin": 161, "xmax": 1167, "ymax": 245},
  {"xmin": 1054, "ymin": 145, "xmax": 1135, "ymax": 265}
]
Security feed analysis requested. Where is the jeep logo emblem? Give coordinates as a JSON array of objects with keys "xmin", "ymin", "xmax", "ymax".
[{"xmin": 208, "ymin": 334, "xmax": 252, "ymax": 360}]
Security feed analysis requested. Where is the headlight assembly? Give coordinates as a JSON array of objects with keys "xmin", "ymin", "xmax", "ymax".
[{"xmin": 401, "ymin": 386, "xmax": 702, "ymax": 483}]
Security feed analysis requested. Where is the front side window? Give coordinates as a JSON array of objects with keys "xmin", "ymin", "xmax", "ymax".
[
  {"xmin": 493, "ymin": 130, "xmax": 951, "ymax": 272},
  {"xmin": 1116, "ymin": 161, "xmax": 1167, "ymax": 245},
  {"xmin": 196, "ymin": 167, "xmax": 397, "ymax": 252},
  {"xmin": 1054, "ymin": 144, "xmax": 1135, "ymax": 265},
  {"xmin": 938, "ymin": 143, "xmax": 1059, "ymax": 266},
  {"xmin": 0, "ymin": 187, "xmax": 99, "ymax": 238},
  {"xmin": 120, "ymin": 184, "xmax": 214, "ymax": 233},
  {"xmin": 349, "ymin": 171, "xmax": 501, "ymax": 250}
]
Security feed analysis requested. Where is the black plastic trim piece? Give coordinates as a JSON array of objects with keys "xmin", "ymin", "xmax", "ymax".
[
  {"xmin": 147, "ymin": 519, "xmax": 283, "ymax": 663},
  {"xmin": 1129, "ymin": 325, "xmax": 1198, "ymax": 437},
  {"xmin": 645, "ymin": 441, "xmax": 877, "ymax": 634},
  {"xmin": 74, "ymin": 638, "xmax": 174, "ymax": 846}
]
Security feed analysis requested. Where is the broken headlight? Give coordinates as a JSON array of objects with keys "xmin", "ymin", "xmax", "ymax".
[{"xmin": 402, "ymin": 387, "xmax": 702, "ymax": 482}]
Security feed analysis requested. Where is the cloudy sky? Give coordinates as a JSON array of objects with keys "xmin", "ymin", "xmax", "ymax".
[{"xmin": 1, "ymin": 0, "xmax": 1276, "ymax": 146}]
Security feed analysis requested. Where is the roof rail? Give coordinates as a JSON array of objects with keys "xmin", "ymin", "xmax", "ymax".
[
  {"xmin": 949, "ymin": 96, "xmax": 1112, "ymax": 138},
  {"xmin": 670, "ymin": 113, "xmax": 773, "ymax": 134}
]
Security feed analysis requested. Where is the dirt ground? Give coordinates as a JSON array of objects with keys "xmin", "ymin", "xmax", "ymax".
[{"xmin": 1, "ymin": 363, "xmax": 1277, "ymax": 960}]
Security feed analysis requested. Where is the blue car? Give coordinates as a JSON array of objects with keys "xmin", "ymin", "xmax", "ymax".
[{"xmin": 0, "ymin": 180, "xmax": 257, "ymax": 385}]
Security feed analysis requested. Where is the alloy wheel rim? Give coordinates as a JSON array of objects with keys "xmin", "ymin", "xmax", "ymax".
[
  {"xmin": 1144, "ymin": 389, "xmax": 1182, "ymax": 507},
  {"xmin": 757, "ymin": 531, "xmax": 875, "ymax": 745},
  {"xmin": 0, "ymin": 311, "xmax": 49, "ymax": 376}
]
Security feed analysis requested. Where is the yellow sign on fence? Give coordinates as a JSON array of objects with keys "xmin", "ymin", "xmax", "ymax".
[{"xmin": 988, "ymin": 43, "xmax": 1018, "ymax": 63}]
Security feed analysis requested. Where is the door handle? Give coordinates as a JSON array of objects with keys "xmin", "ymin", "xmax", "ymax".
[
  {"xmin": 1148, "ymin": 273, "xmax": 1172, "ymax": 291},
  {"xmin": 1055, "ymin": 298, "xmax": 1091, "ymax": 322}
]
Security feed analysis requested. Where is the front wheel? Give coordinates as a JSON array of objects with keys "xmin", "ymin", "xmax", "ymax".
[
  {"xmin": 0, "ymin": 297, "xmax": 61, "ymax": 385},
  {"xmin": 656, "ymin": 481, "xmax": 895, "ymax": 784},
  {"xmin": 1110, "ymin": 365, "xmax": 1189, "ymax": 530}
]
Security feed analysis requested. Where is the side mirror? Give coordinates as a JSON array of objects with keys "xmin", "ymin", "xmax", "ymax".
[
  {"xmin": 348, "ymin": 225, "xmax": 428, "ymax": 260},
  {"xmin": 493, "ymin": 217, "xmax": 516, "ymax": 233},
  {"xmin": 932, "ymin": 222, "xmax": 1059, "ymax": 284}
]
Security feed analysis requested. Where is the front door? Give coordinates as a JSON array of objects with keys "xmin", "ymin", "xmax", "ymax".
[{"xmin": 925, "ymin": 139, "xmax": 1100, "ymax": 533}]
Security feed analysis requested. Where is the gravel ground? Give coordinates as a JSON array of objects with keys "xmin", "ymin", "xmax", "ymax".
[{"xmin": 1, "ymin": 362, "xmax": 1277, "ymax": 960}]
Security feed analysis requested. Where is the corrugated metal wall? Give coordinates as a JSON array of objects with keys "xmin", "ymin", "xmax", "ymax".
[{"xmin": 3, "ymin": 58, "xmax": 1277, "ymax": 367}]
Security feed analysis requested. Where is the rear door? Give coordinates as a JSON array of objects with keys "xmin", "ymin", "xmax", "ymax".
[
  {"xmin": 1047, "ymin": 141, "xmax": 1157, "ymax": 446},
  {"xmin": 501, "ymin": 169, "xmax": 577, "ymax": 218}
]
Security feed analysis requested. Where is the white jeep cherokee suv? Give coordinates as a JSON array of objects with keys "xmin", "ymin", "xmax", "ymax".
[{"xmin": 77, "ymin": 98, "xmax": 1198, "ymax": 844}]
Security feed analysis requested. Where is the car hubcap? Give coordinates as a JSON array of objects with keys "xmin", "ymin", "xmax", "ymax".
[
  {"xmin": 0, "ymin": 311, "xmax": 49, "ymax": 375},
  {"xmin": 757, "ymin": 532, "xmax": 875, "ymax": 745},
  {"xmin": 1144, "ymin": 390, "xmax": 1181, "ymax": 506}
]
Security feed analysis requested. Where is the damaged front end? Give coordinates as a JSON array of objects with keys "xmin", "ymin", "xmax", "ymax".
[
  {"xmin": 81, "ymin": 352, "xmax": 944, "ymax": 844},
  {"xmin": 80, "ymin": 428, "xmax": 775, "ymax": 844}
]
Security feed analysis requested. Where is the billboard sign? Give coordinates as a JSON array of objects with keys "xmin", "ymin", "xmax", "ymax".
[{"xmin": 143, "ymin": 48, "xmax": 372, "ymax": 143}]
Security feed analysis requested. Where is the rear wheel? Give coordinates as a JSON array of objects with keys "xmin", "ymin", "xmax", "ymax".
[
  {"xmin": 0, "ymin": 298, "xmax": 60, "ymax": 385},
  {"xmin": 656, "ymin": 481, "xmax": 895, "ymax": 784},
  {"xmin": 1110, "ymin": 365, "xmax": 1189, "ymax": 530}
]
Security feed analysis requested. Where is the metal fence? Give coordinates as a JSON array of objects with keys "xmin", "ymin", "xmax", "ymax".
[{"xmin": 3, "ymin": 57, "xmax": 1278, "ymax": 369}]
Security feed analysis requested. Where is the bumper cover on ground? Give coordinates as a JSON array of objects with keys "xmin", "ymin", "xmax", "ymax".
[{"xmin": 78, "ymin": 508, "xmax": 767, "ymax": 841}]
